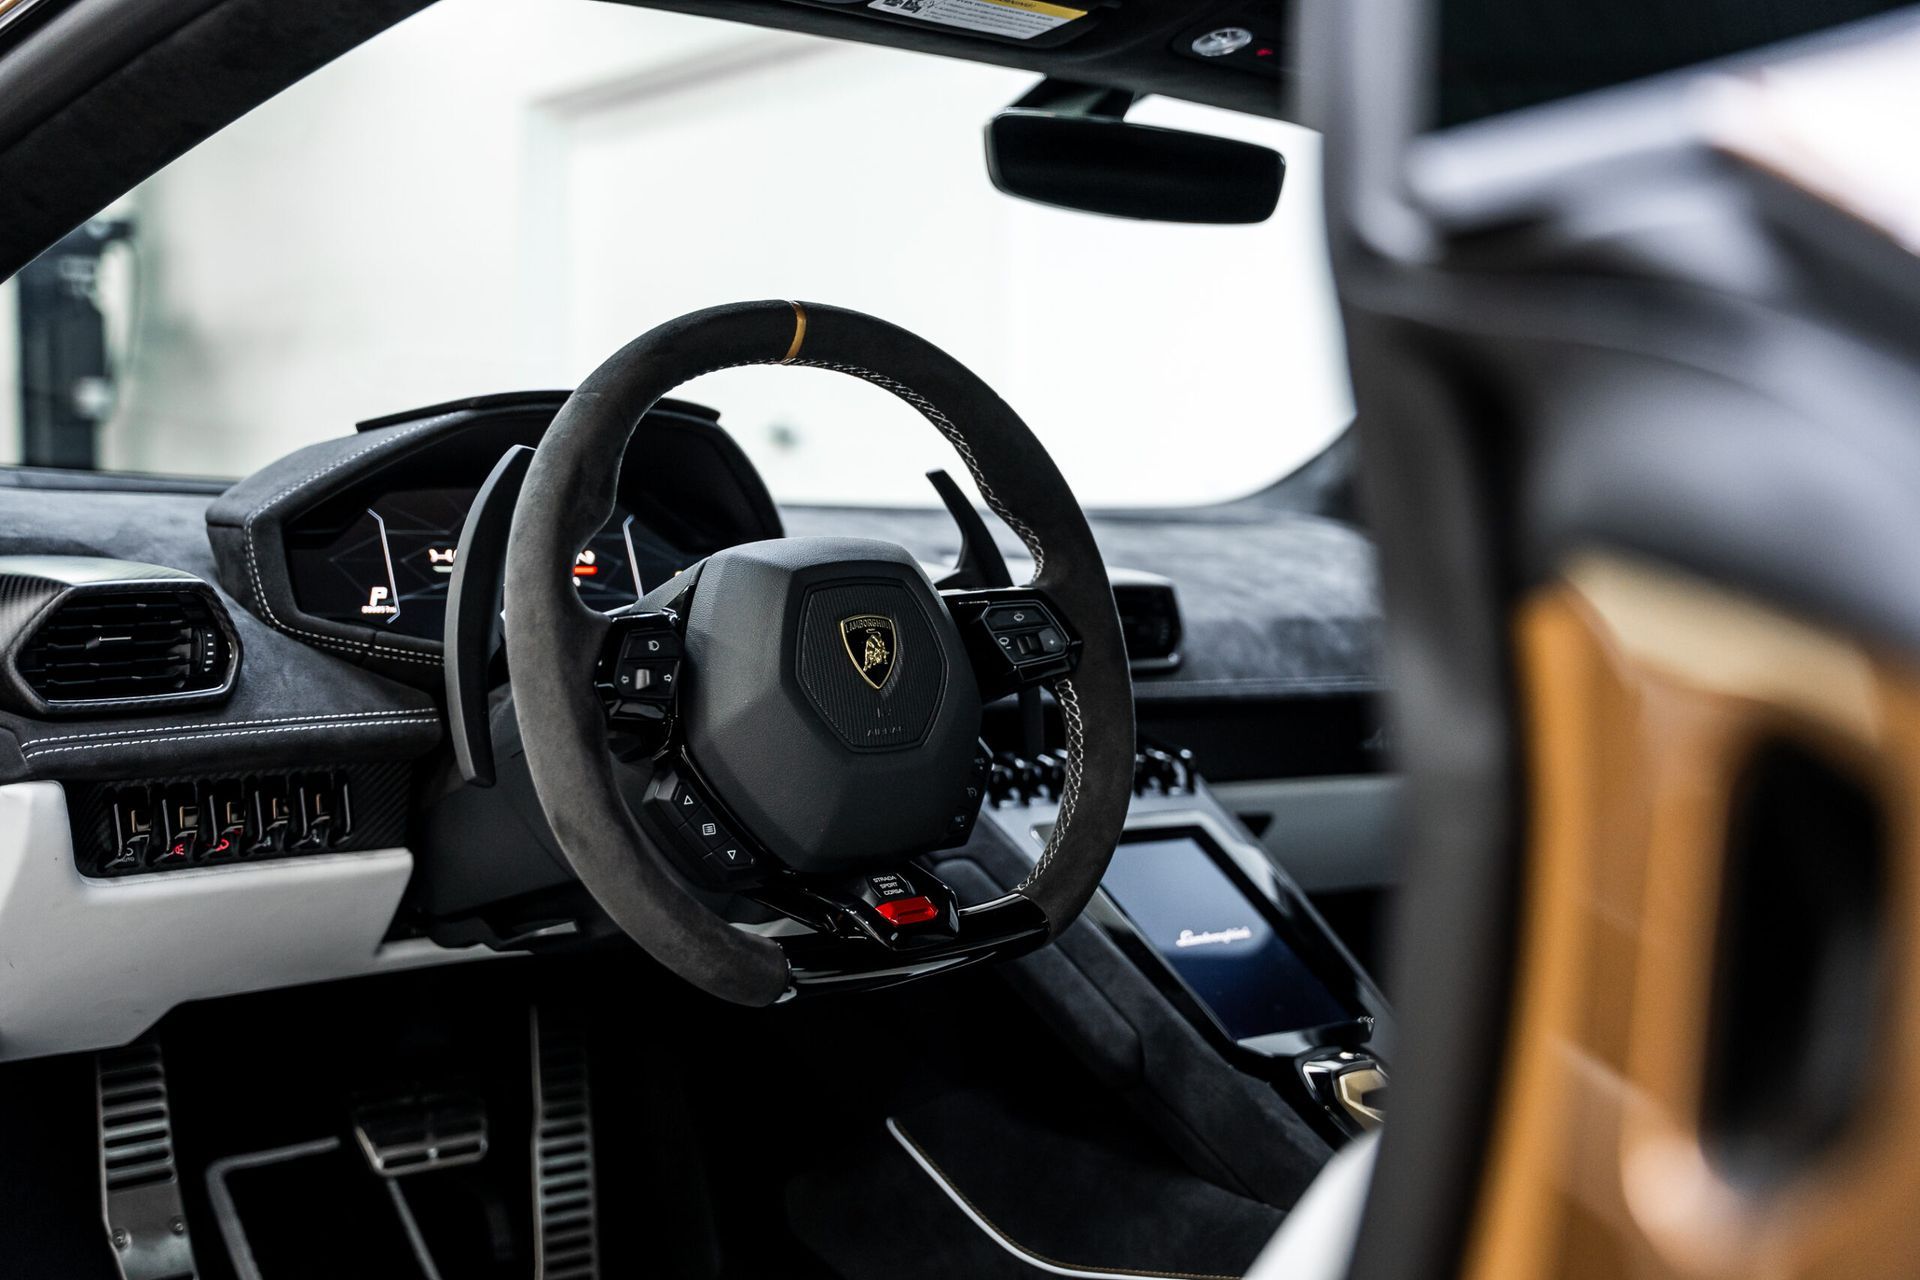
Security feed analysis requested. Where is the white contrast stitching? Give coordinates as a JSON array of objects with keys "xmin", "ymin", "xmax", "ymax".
[
  {"xmin": 673, "ymin": 356, "xmax": 1050, "ymax": 579},
  {"xmin": 782, "ymin": 359, "xmax": 1047, "ymax": 576},
  {"xmin": 1020, "ymin": 676, "xmax": 1085, "ymax": 890},
  {"xmin": 240, "ymin": 421, "xmax": 446, "ymax": 666},
  {"xmin": 22, "ymin": 716, "xmax": 441, "ymax": 759},
  {"xmin": 24, "ymin": 708, "xmax": 427, "ymax": 748}
]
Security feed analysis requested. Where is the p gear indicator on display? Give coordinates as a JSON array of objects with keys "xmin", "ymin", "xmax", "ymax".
[{"xmin": 288, "ymin": 489, "xmax": 687, "ymax": 641}]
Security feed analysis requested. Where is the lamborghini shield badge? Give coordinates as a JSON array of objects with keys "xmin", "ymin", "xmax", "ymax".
[{"xmin": 840, "ymin": 614, "xmax": 897, "ymax": 690}]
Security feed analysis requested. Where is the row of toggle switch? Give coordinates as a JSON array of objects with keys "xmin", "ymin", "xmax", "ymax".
[
  {"xmin": 99, "ymin": 773, "xmax": 354, "ymax": 875},
  {"xmin": 985, "ymin": 745, "xmax": 1196, "ymax": 808}
]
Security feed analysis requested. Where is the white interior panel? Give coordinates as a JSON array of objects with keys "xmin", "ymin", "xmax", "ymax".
[
  {"xmin": 1244, "ymin": 1131, "xmax": 1378, "ymax": 1280},
  {"xmin": 0, "ymin": 782, "xmax": 481, "ymax": 1062}
]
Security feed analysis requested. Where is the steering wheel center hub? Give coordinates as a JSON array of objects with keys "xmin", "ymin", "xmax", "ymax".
[
  {"xmin": 795, "ymin": 579, "xmax": 943, "ymax": 751},
  {"xmin": 679, "ymin": 537, "xmax": 983, "ymax": 875}
]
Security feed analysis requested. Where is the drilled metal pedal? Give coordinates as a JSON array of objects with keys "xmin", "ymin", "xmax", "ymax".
[
  {"xmin": 532, "ymin": 1007, "xmax": 599, "ymax": 1280},
  {"xmin": 350, "ymin": 1089, "xmax": 489, "ymax": 1178},
  {"xmin": 97, "ymin": 1043, "xmax": 198, "ymax": 1280}
]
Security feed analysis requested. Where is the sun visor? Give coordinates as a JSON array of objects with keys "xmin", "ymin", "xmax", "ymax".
[{"xmin": 783, "ymin": 0, "xmax": 1122, "ymax": 49}]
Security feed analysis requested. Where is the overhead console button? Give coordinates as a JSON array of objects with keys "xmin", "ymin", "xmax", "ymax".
[
  {"xmin": 1190, "ymin": 26, "xmax": 1252, "ymax": 56},
  {"xmin": 1171, "ymin": 12, "xmax": 1282, "ymax": 79}
]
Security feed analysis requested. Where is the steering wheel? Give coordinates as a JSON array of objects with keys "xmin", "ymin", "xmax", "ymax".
[{"xmin": 501, "ymin": 301, "xmax": 1134, "ymax": 1005}]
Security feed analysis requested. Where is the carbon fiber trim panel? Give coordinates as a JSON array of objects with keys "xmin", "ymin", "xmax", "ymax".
[
  {"xmin": 0, "ymin": 556, "xmax": 239, "ymax": 717},
  {"xmin": 65, "ymin": 761, "xmax": 411, "ymax": 878}
]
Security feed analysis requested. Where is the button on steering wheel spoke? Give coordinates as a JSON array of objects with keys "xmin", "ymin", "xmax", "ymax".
[
  {"xmin": 941, "ymin": 586, "xmax": 1081, "ymax": 699},
  {"xmin": 593, "ymin": 608, "xmax": 684, "ymax": 748},
  {"xmin": 639, "ymin": 767, "xmax": 766, "ymax": 888}
]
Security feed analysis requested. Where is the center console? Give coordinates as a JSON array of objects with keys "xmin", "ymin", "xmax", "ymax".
[{"xmin": 976, "ymin": 745, "xmax": 1392, "ymax": 1146}]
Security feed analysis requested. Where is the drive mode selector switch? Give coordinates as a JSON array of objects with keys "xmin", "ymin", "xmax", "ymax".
[{"xmin": 841, "ymin": 866, "xmax": 959, "ymax": 945}]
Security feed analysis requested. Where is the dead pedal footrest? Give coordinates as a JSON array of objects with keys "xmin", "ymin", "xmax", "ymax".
[
  {"xmin": 97, "ymin": 1042, "xmax": 199, "ymax": 1280},
  {"xmin": 532, "ymin": 1006, "xmax": 599, "ymax": 1280}
]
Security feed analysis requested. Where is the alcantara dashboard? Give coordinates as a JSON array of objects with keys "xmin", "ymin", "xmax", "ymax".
[
  {"xmin": 202, "ymin": 393, "xmax": 786, "ymax": 672},
  {"xmin": 0, "ymin": 379, "xmax": 1388, "ymax": 1086}
]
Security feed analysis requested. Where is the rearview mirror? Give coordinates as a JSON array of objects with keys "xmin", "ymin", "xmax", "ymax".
[{"xmin": 985, "ymin": 82, "xmax": 1284, "ymax": 224}]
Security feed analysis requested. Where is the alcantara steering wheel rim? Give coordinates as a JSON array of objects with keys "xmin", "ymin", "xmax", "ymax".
[{"xmin": 502, "ymin": 300, "xmax": 1134, "ymax": 1005}]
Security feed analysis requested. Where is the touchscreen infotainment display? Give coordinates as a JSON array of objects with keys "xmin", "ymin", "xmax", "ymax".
[{"xmin": 1100, "ymin": 836, "xmax": 1357, "ymax": 1041}]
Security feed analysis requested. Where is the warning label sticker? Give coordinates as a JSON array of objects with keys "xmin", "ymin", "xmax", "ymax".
[{"xmin": 867, "ymin": 0, "xmax": 1087, "ymax": 41}]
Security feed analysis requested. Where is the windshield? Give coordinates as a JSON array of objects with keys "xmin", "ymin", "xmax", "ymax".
[{"xmin": 0, "ymin": 0, "xmax": 1349, "ymax": 508}]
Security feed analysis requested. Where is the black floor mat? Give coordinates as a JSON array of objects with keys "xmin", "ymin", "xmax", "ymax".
[
  {"xmin": 211, "ymin": 1140, "xmax": 425, "ymax": 1279},
  {"xmin": 161, "ymin": 973, "xmax": 537, "ymax": 1280},
  {"xmin": 1, "ymin": 949, "xmax": 1313, "ymax": 1280},
  {"xmin": 788, "ymin": 1089, "xmax": 1284, "ymax": 1280}
]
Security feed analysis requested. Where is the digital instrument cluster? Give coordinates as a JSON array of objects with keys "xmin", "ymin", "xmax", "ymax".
[{"xmin": 286, "ymin": 487, "xmax": 688, "ymax": 641}]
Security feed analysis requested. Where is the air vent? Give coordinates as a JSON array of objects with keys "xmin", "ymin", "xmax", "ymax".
[
  {"xmin": 1113, "ymin": 579, "xmax": 1182, "ymax": 672},
  {"xmin": 16, "ymin": 587, "xmax": 236, "ymax": 710},
  {"xmin": 0, "ymin": 558, "xmax": 240, "ymax": 716}
]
